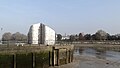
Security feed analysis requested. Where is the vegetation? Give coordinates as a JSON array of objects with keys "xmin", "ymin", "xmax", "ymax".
[
  {"xmin": 57, "ymin": 30, "xmax": 120, "ymax": 42},
  {"xmin": 56, "ymin": 34, "xmax": 62, "ymax": 41},
  {"xmin": 2, "ymin": 32, "xmax": 27, "ymax": 43},
  {"xmin": 2, "ymin": 29, "xmax": 120, "ymax": 44}
]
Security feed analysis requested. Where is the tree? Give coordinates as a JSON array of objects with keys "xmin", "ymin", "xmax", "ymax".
[
  {"xmin": 75, "ymin": 34, "xmax": 79, "ymax": 41},
  {"xmin": 95, "ymin": 30, "xmax": 108, "ymax": 40},
  {"xmin": 107, "ymin": 33, "xmax": 111, "ymax": 40},
  {"xmin": 79, "ymin": 33, "xmax": 84, "ymax": 40},
  {"xmin": 91, "ymin": 34, "xmax": 96, "ymax": 40},
  {"xmin": 12, "ymin": 32, "xmax": 21, "ymax": 41},
  {"xmin": 2, "ymin": 32, "xmax": 12, "ymax": 41},
  {"xmin": 108, "ymin": 35, "xmax": 119, "ymax": 40},
  {"xmin": 56, "ymin": 34, "xmax": 62, "ymax": 41},
  {"xmin": 69, "ymin": 35, "xmax": 75, "ymax": 42},
  {"xmin": 21, "ymin": 34, "xmax": 27, "ymax": 41},
  {"xmin": 11, "ymin": 32, "xmax": 27, "ymax": 41},
  {"xmin": 84, "ymin": 34, "xmax": 91, "ymax": 40}
]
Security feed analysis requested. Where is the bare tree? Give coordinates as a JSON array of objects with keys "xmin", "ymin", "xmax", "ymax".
[
  {"xmin": 95, "ymin": 30, "xmax": 108, "ymax": 40},
  {"xmin": 2, "ymin": 32, "xmax": 12, "ymax": 41},
  {"xmin": 21, "ymin": 34, "xmax": 27, "ymax": 41},
  {"xmin": 12, "ymin": 32, "xmax": 21, "ymax": 41},
  {"xmin": 79, "ymin": 33, "xmax": 84, "ymax": 40},
  {"xmin": 11, "ymin": 32, "xmax": 27, "ymax": 41}
]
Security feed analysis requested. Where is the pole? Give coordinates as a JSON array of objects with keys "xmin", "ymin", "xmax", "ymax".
[{"xmin": 0, "ymin": 28, "xmax": 3, "ymax": 43}]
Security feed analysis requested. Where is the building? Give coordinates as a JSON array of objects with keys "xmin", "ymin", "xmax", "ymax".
[
  {"xmin": 28, "ymin": 23, "xmax": 56, "ymax": 45},
  {"xmin": 62, "ymin": 35, "xmax": 70, "ymax": 40}
]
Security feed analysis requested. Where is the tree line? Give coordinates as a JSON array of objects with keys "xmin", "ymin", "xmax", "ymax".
[
  {"xmin": 57, "ymin": 30, "xmax": 120, "ymax": 41},
  {"xmin": 2, "ymin": 30, "xmax": 120, "ymax": 43},
  {"xmin": 2, "ymin": 32, "xmax": 27, "ymax": 42}
]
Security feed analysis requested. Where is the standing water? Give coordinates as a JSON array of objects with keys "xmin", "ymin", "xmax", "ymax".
[{"xmin": 73, "ymin": 48, "xmax": 120, "ymax": 68}]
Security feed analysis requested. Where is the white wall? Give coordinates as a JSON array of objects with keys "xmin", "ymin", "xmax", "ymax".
[
  {"xmin": 28, "ymin": 23, "xmax": 55, "ymax": 45},
  {"xmin": 29, "ymin": 23, "xmax": 40, "ymax": 44},
  {"xmin": 45, "ymin": 26, "xmax": 55, "ymax": 45}
]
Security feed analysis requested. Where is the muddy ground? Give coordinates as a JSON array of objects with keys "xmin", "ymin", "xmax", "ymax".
[{"xmin": 50, "ymin": 55, "xmax": 120, "ymax": 68}]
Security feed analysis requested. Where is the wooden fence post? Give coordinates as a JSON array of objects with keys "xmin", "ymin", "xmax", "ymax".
[
  {"xmin": 57, "ymin": 49, "xmax": 59, "ymax": 66},
  {"xmin": 32, "ymin": 53, "xmax": 35, "ymax": 68},
  {"xmin": 13, "ymin": 54, "xmax": 16, "ymax": 68},
  {"xmin": 66, "ymin": 49, "xmax": 68, "ymax": 64},
  {"xmin": 71, "ymin": 50, "xmax": 73, "ymax": 62},
  {"xmin": 52, "ymin": 47, "xmax": 55, "ymax": 66},
  {"xmin": 69, "ymin": 50, "xmax": 71, "ymax": 63},
  {"xmin": 49, "ymin": 51, "xmax": 51, "ymax": 66}
]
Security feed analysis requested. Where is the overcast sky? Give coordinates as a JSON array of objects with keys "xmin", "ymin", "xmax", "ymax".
[{"xmin": 0, "ymin": 0, "xmax": 120, "ymax": 35}]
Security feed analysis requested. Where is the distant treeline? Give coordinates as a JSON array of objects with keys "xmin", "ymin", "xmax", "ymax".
[
  {"xmin": 2, "ymin": 30, "xmax": 120, "ymax": 43},
  {"xmin": 57, "ymin": 30, "xmax": 120, "ymax": 41},
  {"xmin": 2, "ymin": 32, "xmax": 27, "ymax": 42}
]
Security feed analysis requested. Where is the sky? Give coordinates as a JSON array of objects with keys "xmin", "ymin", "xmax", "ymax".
[{"xmin": 0, "ymin": 0, "xmax": 120, "ymax": 35}]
